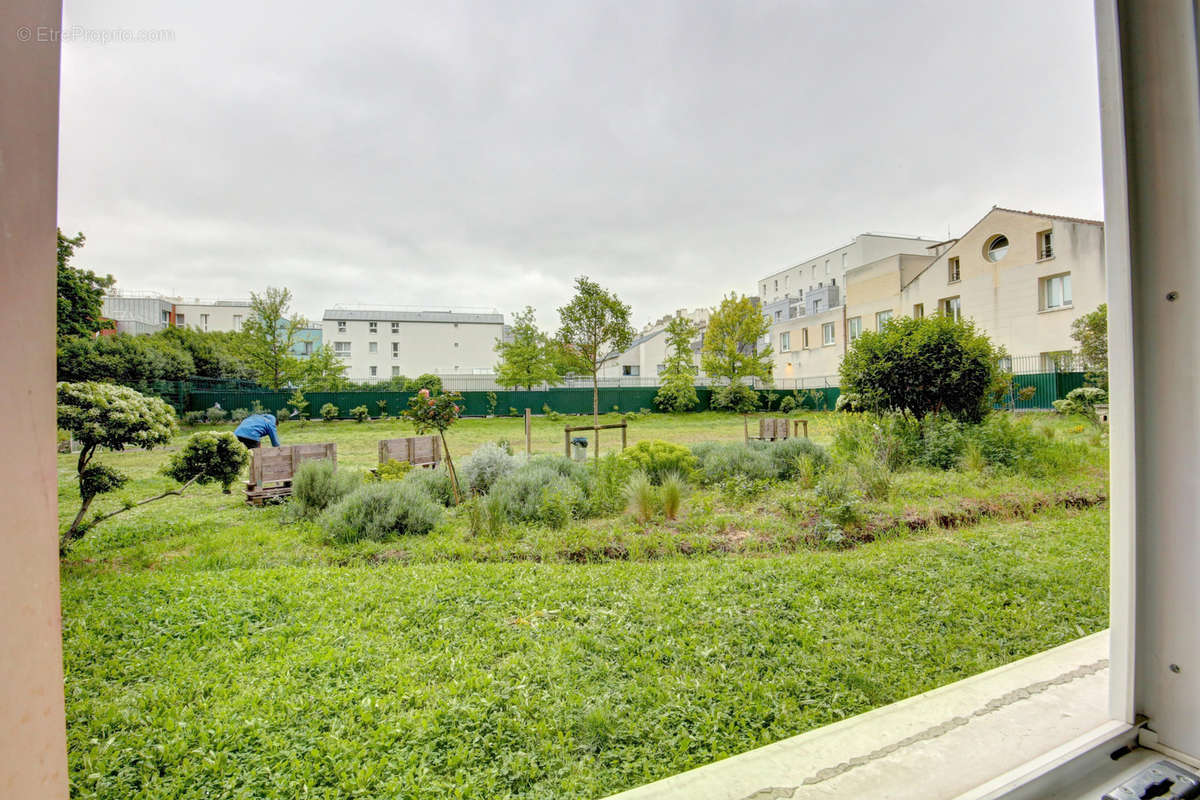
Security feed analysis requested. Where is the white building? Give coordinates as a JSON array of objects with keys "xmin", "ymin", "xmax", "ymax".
[
  {"xmin": 599, "ymin": 307, "xmax": 710, "ymax": 380},
  {"xmin": 101, "ymin": 291, "xmax": 253, "ymax": 334},
  {"xmin": 321, "ymin": 307, "xmax": 505, "ymax": 382}
]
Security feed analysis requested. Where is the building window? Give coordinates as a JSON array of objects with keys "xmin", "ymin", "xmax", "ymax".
[
  {"xmin": 761, "ymin": 283, "xmax": 767, "ymax": 295},
  {"xmin": 200, "ymin": 313, "xmax": 209, "ymax": 330},
  {"xmin": 1038, "ymin": 229, "xmax": 1054, "ymax": 260},
  {"xmin": 232, "ymin": 314, "xmax": 242, "ymax": 330},
  {"xmin": 391, "ymin": 322, "xmax": 400, "ymax": 334},
  {"xmin": 302, "ymin": 341, "xmax": 313, "ymax": 355},
  {"xmin": 774, "ymin": 279, "xmax": 778, "ymax": 291},
  {"xmin": 368, "ymin": 322, "xmax": 377, "ymax": 333},
  {"xmin": 369, "ymin": 366, "xmax": 377, "ymax": 377},
  {"xmin": 841, "ymin": 252, "xmax": 847, "ymax": 268},
  {"xmin": 368, "ymin": 341, "xmax": 378, "ymax": 354},
  {"xmin": 334, "ymin": 341, "xmax": 351, "ymax": 356},
  {"xmin": 453, "ymin": 342, "xmax": 459, "ymax": 348},
  {"xmin": 822, "ymin": 322, "xmax": 835, "ymax": 345},
  {"xmin": 392, "ymin": 366, "xmax": 401, "ymax": 377},
  {"xmin": 825, "ymin": 259, "xmax": 830, "ymax": 275},
  {"xmin": 812, "ymin": 266, "xmax": 816, "ymax": 280},
  {"xmin": 948, "ymin": 257, "xmax": 961, "ymax": 283},
  {"xmin": 802, "ymin": 328, "xmax": 809, "ymax": 349},
  {"xmin": 657, "ymin": 364, "xmax": 666, "ymax": 374},
  {"xmin": 337, "ymin": 320, "xmax": 347, "ymax": 333},
  {"xmin": 984, "ymin": 234, "xmax": 1009, "ymax": 262},
  {"xmin": 161, "ymin": 310, "xmax": 169, "ymax": 324},
  {"xmin": 774, "ymin": 309, "xmax": 782, "ymax": 321},
  {"xmin": 780, "ymin": 332, "xmax": 791, "ymax": 352},
  {"xmin": 391, "ymin": 342, "xmax": 400, "ymax": 358},
  {"xmin": 998, "ymin": 356, "xmax": 1013, "ymax": 372},
  {"xmin": 848, "ymin": 316, "xmax": 862, "ymax": 342},
  {"xmin": 813, "ymin": 298, "xmax": 822, "ymax": 313},
  {"xmin": 1040, "ymin": 273, "xmax": 1072, "ymax": 310},
  {"xmin": 913, "ymin": 303, "xmax": 924, "ymax": 319},
  {"xmin": 940, "ymin": 296, "xmax": 961, "ymax": 322},
  {"xmin": 876, "ymin": 310, "xmax": 893, "ymax": 329},
  {"xmin": 622, "ymin": 365, "xmax": 640, "ymax": 376},
  {"xmin": 175, "ymin": 313, "xmax": 185, "ymax": 327}
]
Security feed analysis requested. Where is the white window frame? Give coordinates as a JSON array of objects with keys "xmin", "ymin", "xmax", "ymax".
[
  {"xmin": 368, "ymin": 321, "xmax": 377, "ymax": 334},
  {"xmin": 802, "ymin": 328, "xmax": 809, "ymax": 349},
  {"xmin": 848, "ymin": 316, "xmax": 862, "ymax": 342},
  {"xmin": 1040, "ymin": 272, "xmax": 1072, "ymax": 310},
  {"xmin": 940, "ymin": 296, "xmax": 961, "ymax": 322},
  {"xmin": 391, "ymin": 322, "xmax": 400, "ymax": 334},
  {"xmin": 875, "ymin": 310, "xmax": 893, "ymax": 329},
  {"xmin": 779, "ymin": 331, "xmax": 790, "ymax": 352},
  {"xmin": 948, "ymin": 257, "xmax": 961, "ymax": 283},
  {"xmin": 368, "ymin": 341, "xmax": 378, "ymax": 354},
  {"xmin": 821, "ymin": 322, "xmax": 835, "ymax": 346},
  {"xmin": 369, "ymin": 366, "xmax": 377, "ymax": 377},
  {"xmin": 333, "ymin": 341, "xmax": 351, "ymax": 356},
  {"xmin": 391, "ymin": 341, "xmax": 400, "ymax": 358},
  {"xmin": 337, "ymin": 320, "xmax": 346, "ymax": 333},
  {"xmin": 1038, "ymin": 229, "xmax": 1054, "ymax": 260}
]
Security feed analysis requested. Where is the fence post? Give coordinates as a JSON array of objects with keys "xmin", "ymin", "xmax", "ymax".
[
  {"xmin": 564, "ymin": 426, "xmax": 570, "ymax": 458},
  {"xmin": 621, "ymin": 417, "xmax": 627, "ymax": 451},
  {"xmin": 525, "ymin": 408, "xmax": 531, "ymax": 456}
]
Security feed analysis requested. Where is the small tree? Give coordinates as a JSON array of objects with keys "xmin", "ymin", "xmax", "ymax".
[
  {"xmin": 57, "ymin": 382, "xmax": 177, "ymax": 550},
  {"xmin": 557, "ymin": 276, "xmax": 635, "ymax": 427},
  {"xmin": 701, "ymin": 293, "xmax": 772, "ymax": 411},
  {"xmin": 163, "ymin": 431, "xmax": 250, "ymax": 493},
  {"xmin": 238, "ymin": 287, "xmax": 306, "ymax": 390},
  {"xmin": 403, "ymin": 389, "xmax": 464, "ymax": 503},
  {"xmin": 288, "ymin": 387, "xmax": 309, "ymax": 424},
  {"xmin": 406, "ymin": 374, "xmax": 443, "ymax": 394},
  {"xmin": 495, "ymin": 306, "xmax": 561, "ymax": 390},
  {"xmin": 839, "ymin": 314, "xmax": 1002, "ymax": 423},
  {"xmin": 57, "ymin": 230, "xmax": 115, "ymax": 340},
  {"xmin": 654, "ymin": 316, "xmax": 699, "ymax": 412},
  {"xmin": 301, "ymin": 344, "xmax": 348, "ymax": 391},
  {"xmin": 1071, "ymin": 303, "xmax": 1108, "ymax": 390}
]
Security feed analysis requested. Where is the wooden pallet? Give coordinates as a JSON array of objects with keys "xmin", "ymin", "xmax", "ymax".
[
  {"xmin": 378, "ymin": 435, "xmax": 441, "ymax": 468},
  {"xmin": 244, "ymin": 442, "xmax": 337, "ymax": 505},
  {"xmin": 749, "ymin": 417, "xmax": 792, "ymax": 442}
]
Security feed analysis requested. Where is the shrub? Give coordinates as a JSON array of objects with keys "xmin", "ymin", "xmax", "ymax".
[
  {"xmin": 376, "ymin": 399, "xmax": 389, "ymax": 419},
  {"xmin": 250, "ymin": 400, "xmax": 266, "ymax": 415},
  {"xmin": 660, "ymin": 472, "xmax": 686, "ymax": 520},
  {"xmin": 1053, "ymin": 387, "xmax": 1108, "ymax": 423},
  {"xmin": 835, "ymin": 392, "xmax": 863, "ymax": 412},
  {"xmin": 321, "ymin": 482, "xmax": 442, "ymax": 544},
  {"xmin": 350, "ymin": 405, "xmax": 369, "ymax": 423},
  {"xmin": 491, "ymin": 465, "xmax": 586, "ymax": 524},
  {"xmin": 400, "ymin": 466, "xmax": 456, "ymax": 507},
  {"xmin": 405, "ymin": 374, "xmax": 443, "ymax": 395},
  {"xmin": 753, "ymin": 438, "xmax": 832, "ymax": 480},
  {"xmin": 320, "ymin": 402, "xmax": 339, "ymax": 422},
  {"xmin": 961, "ymin": 440, "xmax": 987, "ymax": 472},
  {"xmin": 206, "ymin": 405, "xmax": 228, "ymax": 423},
  {"xmin": 793, "ymin": 453, "xmax": 821, "ymax": 489},
  {"xmin": 625, "ymin": 472, "xmax": 658, "ymax": 523},
  {"xmin": 778, "ymin": 395, "xmax": 797, "ymax": 413},
  {"xmin": 855, "ymin": 460, "xmax": 892, "ymax": 501},
  {"xmin": 815, "ymin": 469, "xmax": 862, "ymax": 529},
  {"xmin": 832, "ymin": 414, "xmax": 918, "ymax": 470},
  {"xmin": 230, "ymin": 407, "xmax": 250, "ymax": 423},
  {"xmin": 276, "ymin": 407, "xmax": 291, "ymax": 422},
  {"xmin": 710, "ymin": 383, "xmax": 759, "ymax": 413},
  {"xmin": 840, "ymin": 314, "xmax": 1004, "ymax": 422},
  {"xmin": 163, "ymin": 431, "xmax": 250, "ymax": 492},
  {"xmin": 590, "ymin": 453, "xmax": 637, "ymax": 516},
  {"xmin": 619, "ymin": 440, "xmax": 698, "ymax": 484},
  {"xmin": 374, "ymin": 459, "xmax": 413, "ymax": 482},
  {"xmin": 458, "ymin": 442, "xmax": 519, "ymax": 495},
  {"xmin": 183, "ymin": 410, "xmax": 206, "ymax": 426},
  {"xmin": 916, "ymin": 414, "xmax": 966, "ymax": 470},
  {"xmin": 967, "ymin": 414, "xmax": 1039, "ymax": 469},
  {"xmin": 528, "ymin": 454, "xmax": 594, "ymax": 497},
  {"xmin": 691, "ymin": 442, "xmax": 775, "ymax": 484},
  {"xmin": 291, "ymin": 460, "xmax": 360, "ymax": 518}
]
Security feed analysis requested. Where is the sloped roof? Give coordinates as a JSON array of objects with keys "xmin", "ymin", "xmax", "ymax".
[{"xmin": 991, "ymin": 206, "xmax": 1104, "ymax": 226}]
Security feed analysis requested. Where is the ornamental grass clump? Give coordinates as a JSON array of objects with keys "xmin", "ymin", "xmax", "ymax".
[
  {"xmin": 660, "ymin": 471, "xmax": 687, "ymax": 520},
  {"xmin": 321, "ymin": 482, "xmax": 442, "ymax": 544},
  {"xmin": 624, "ymin": 471, "xmax": 658, "ymax": 523}
]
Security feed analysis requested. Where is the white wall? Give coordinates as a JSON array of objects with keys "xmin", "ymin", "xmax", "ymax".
[{"xmin": 321, "ymin": 315, "xmax": 504, "ymax": 381}]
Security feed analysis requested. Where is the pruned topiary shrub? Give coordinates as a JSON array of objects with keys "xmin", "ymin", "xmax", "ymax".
[
  {"xmin": 163, "ymin": 431, "xmax": 250, "ymax": 493},
  {"xmin": 321, "ymin": 482, "xmax": 442, "ymax": 544},
  {"xmin": 291, "ymin": 460, "xmax": 360, "ymax": 518},
  {"xmin": 619, "ymin": 440, "xmax": 698, "ymax": 484},
  {"xmin": 458, "ymin": 442, "xmax": 519, "ymax": 495},
  {"xmin": 320, "ymin": 402, "xmax": 339, "ymax": 422},
  {"xmin": 350, "ymin": 405, "xmax": 369, "ymax": 423}
]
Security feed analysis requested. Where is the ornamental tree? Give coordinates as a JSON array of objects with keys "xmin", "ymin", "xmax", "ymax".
[
  {"xmin": 556, "ymin": 277, "xmax": 635, "ymax": 427},
  {"xmin": 839, "ymin": 314, "xmax": 1003, "ymax": 423},
  {"xmin": 57, "ymin": 229, "xmax": 115, "ymax": 339},
  {"xmin": 162, "ymin": 431, "xmax": 250, "ymax": 493},
  {"xmin": 701, "ymin": 293, "xmax": 772, "ymax": 411},
  {"xmin": 654, "ymin": 315, "xmax": 699, "ymax": 412},
  {"xmin": 402, "ymin": 388, "xmax": 464, "ymax": 503},
  {"xmin": 495, "ymin": 306, "xmax": 561, "ymax": 390},
  {"xmin": 57, "ymin": 382, "xmax": 177, "ymax": 550},
  {"xmin": 1070, "ymin": 303, "xmax": 1108, "ymax": 390},
  {"xmin": 237, "ymin": 286, "xmax": 307, "ymax": 390}
]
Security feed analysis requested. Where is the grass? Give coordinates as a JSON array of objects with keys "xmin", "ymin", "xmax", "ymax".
[{"xmin": 58, "ymin": 411, "xmax": 1111, "ymax": 799}]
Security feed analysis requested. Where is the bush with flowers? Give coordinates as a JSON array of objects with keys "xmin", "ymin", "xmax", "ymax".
[{"xmin": 402, "ymin": 388, "xmax": 465, "ymax": 502}]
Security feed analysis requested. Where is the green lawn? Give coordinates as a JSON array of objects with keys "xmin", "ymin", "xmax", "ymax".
[{"xmin": 60, "ymin": 411, "xmax": 1110, "ymax": 799}]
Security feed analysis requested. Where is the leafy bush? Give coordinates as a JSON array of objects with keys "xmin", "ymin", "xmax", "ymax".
[
  {"xmin": 400, "ymin": 466, "xmax": 456, "ymax": 507},
  {"xmin": 350, "ymin": 405, "xmax": 369, "ymax": 423},
  {"xmin": 491, "ymin": 465, "xmax": 587, "ymax": 524},
  {"xmin": 915, "ymin": 414, "xmax": 966, "ymax": 470},
  {"xmin": 250, "ymin": 400, "xmax": 266, "ymax": 415},
  {"xmin": 835, "ymin": 392, "xmax": 863, "ymax": 412},
  {"xmin": 206, "ymin": 405, "xmax": 228, "ymax": 423},
  {"xmin": 230, "ymin": 408, "xmax": 250, "ymax": 423},
  {"xmin": 458, "ymin": 442, "xmax": 519, "ymax": 495},
  {"xmin": 1053, "ymin": 387, "xmax": 1108, "ymax": 423},
  {"xmin": 619, "ymin": 440, "xmax": 698, "ymax": 484},
  {"xmin": 183, "ymin": 411, "xmax": 206, "ymax": 426},
  {"xmin": 291, "ymin": 460, "xmax": 361, "ymax": 518},
  {"xmin": 321, "ymin": 482, "xmax": 442, "ymax": 544},
  {"xmin": 374, "ymin": 459, "xmax": 413, "ymax": 482},
  {"xmin": 778, "ymin": 395, "xmax": 797, "ymax": 413},
  {"xmin": 527, "ymin": 454, "xmax": 594, "ymax": 497},
  {"xmin": 691, "ymin": 442, "xmax": 776, "ymax": 484},
  {"xmin": 590, "ymin": 453, "xmax": 637, "ymax": 516},
  {"xmin": 376, "ymin": 399, "xmax": 389, "ymax": 419},
  {"xmin": 163, "ymin": 431, "xmax": 250, "ymax": 491},
  {"xmin": 967, "ymin": 414, "xmax": 1039, "ymax": 469},
  {"xmin": 751, "ymin": 438, "xmax": 832, "ymax": 479},
  {"xmin": 815, "ymin": 469, "xmax": 862, "ymax": 530},
  {"xmin": 832, "ymin": 414, "xmax": 919, "ymax": 470},
  {"xmin": 320, "ymin": 402, "xmax": 339, "ymax": 422},
  {"xmin": 405, "ymin": 373, "xmax": 443, "ymax": 395},
  {"xmin": 840, "ymin": 314, "xmax": 1004, "ymax": 422},
  {"xmin": 625, "ymin": 472, "xmax": 658, "ymax": 523},
  {"xmin": 710, "ymin": 383, "xmax": 759, "ymax": 413}
]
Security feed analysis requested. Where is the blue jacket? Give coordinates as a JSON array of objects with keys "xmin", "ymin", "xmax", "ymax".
[{"xmin": 234, "ymin": 414, "xmax": 280, "ymax": 447}]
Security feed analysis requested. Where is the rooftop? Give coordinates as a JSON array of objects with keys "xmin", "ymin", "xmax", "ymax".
[{"xmin": 322, "ymin": 308, "xmax": 504, "ymax": 325}]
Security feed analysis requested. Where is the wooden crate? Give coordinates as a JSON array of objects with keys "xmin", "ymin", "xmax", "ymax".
[
  {"xmin": 379, "ymin": 435, "xmax": 441, "ymax": 468},
  {"xmin": 244, "ymin": 442, "xmax": 337, "ymax": 505},
  {"xmin": 756, "ymin": 417, "xmax": 791, "ymax": 441}
]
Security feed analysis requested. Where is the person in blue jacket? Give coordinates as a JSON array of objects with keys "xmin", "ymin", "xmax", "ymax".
[{"xmin": 234, "ymin": 413, "xmax": 280, "ymax": 449}]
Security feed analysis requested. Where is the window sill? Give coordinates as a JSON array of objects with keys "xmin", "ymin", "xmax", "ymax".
[
  {"xmin": 1038, "ymin": 305, "xmax": 1074, "ymax": 314},
  {"xmin": 1037, "ymin": 255, "xmax": 1055, "ymax": 262},
  {"xmin": 948, "ymin": 279, "xmax": 961, "ymax": 285}
]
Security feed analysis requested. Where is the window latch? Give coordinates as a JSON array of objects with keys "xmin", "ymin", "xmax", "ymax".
[{"xmin": 1102, "ymin": 760, "xmax": 1200, "ymax": 800}]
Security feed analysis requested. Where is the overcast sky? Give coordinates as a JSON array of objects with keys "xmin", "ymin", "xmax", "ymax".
[{"xmin": 58, "ymin": 0, "xmax": 1103, "ymax": 330}]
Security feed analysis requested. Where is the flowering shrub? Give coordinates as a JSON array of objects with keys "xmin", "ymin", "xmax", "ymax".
[{"xmin": 402, "ymin": 389, "xmax": 465, "ymax": 501}]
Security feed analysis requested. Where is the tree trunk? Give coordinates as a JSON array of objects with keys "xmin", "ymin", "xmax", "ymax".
[
  {"xmin": 592, "ymin": 369, "xmax": 600, "ymax": 464},
  {"xmin": 61, "ymin": 495, "xmax": 95, "ymax": 553},
  {"xmin": 440, "ymin": 431, "xmax": 461, "ymax": 504}
]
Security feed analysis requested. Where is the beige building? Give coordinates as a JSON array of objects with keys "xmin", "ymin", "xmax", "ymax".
[
  {"xmin": 321, "ymin": 307, "xmax": 504, "ymax": 382},
  {"xmin": 101, "ymin": 291, "xmax": 253, "ymax": 334},
  {"xmin": 599, "ymin": 307, "xmax": 710, "ymax": 381}
]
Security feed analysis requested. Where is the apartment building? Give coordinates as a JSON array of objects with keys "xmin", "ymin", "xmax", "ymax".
[
  {"xmin": 168, "ymin": 298, "xmax": 252, "ymax": 332},
  {"xmin": 101, "ymin": 291, "xmax": 254, "ymax": 334},
  {"xmin": 898, "ymin": 207, "xmax": 1104, "ymax": 368},
  {"xmin": 599, "ymin": 307, "xmax": 710, "ymax": 379},
  {"xmin": 321, "ymin": 307, "xmax": 505, "ymax": 382},
  {"xmin": 758, "ymin": 233, "xmax": 940, "ymax": 380}
]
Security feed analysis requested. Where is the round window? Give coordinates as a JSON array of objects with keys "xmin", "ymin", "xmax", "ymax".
[{"xmin": 985, "ymin": 234, "xmax": 1009, "ymax": 262}]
